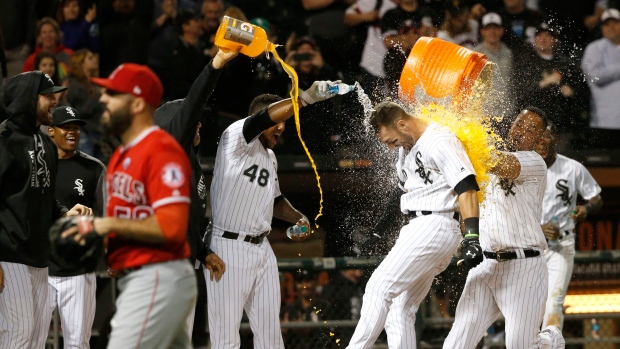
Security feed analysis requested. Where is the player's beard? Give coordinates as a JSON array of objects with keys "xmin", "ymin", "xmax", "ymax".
[{"xmin": 101, "ymin": 104, "xmax": 132, "ymax": 136}]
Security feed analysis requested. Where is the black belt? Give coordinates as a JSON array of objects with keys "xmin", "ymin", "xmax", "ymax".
[
  {"xmin": 222, "ymin": 231, "xmax": 268, "ymax": 244},
  {"xmin": 117, "ymin": 265, "xmax": 142, "ymax": 278},
  {"xmin": 483, "ymin": 249, "xmax": 540, "ymax": 262},
  {"xmin": 406, "ymin": 211, "xmax": 459, "ymax": 222}
]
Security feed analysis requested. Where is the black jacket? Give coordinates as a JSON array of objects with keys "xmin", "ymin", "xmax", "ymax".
[
  {"xmin": 154, "ymin": 60, "xmax": 222, "ymax": 263},
  {"xmin": 0, "ymin": 71, "xmax": 68, "ymax": 267}
]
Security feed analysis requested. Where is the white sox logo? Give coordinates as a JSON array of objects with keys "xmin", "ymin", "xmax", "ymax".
[
  {"xmin": 29, "ymin": 135, "xmax": 51, "ymax": 188},
  {"xmin": 414, "ymin": 152, "xmax": 433, "ymax": 185},
  {"xmin": 466, "ymin": 250, "xmax": 476, "ymax": 258},
  {"xmin": 499, "ymin": 178, "xmax": 515, "ymax": 196},
  {"xmin": 74, "ymin": 179, "xmax": 85, "ymax": 196},
  {"xmin": 66, "ymin": 107, "xmax": 76, "ymax": 117},
  {"xmin": 555, "ymin": 179, "xmax": 572, "ymax": 206},
  {"xmin": 197, "ymin": 174, "xmax": 207, "ymax": 200}
]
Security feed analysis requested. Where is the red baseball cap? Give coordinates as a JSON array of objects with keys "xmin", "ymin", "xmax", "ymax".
[{"xmin": 91, "ymin": 63, "xmax": 163, "ymax": 107}]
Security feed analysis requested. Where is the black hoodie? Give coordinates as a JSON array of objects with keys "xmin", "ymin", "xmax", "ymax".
[
  {"xmin": 0, "ymin": 71, "xmax": 68, "ymax": 267},
  {"xmin": 154, "ymin": 60, "xmax": 222, "ymax": 264}
]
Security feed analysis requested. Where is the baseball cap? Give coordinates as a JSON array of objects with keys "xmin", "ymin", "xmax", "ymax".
[
  {"xmin": 51, "ymin": 106, "xmax": 86, "ymax": 126},
  {"xmin": 91, "ymin": 64, "xmax": 163, "ymax": 107},
  {"xmin": 601, "ymin": 8, "xmax": 620, "ymax": 22},
  {"xmin": 38, "ymin": 73, "xmax": 67, "ymax": 94},
  {"xmin": 535, "ymin": 22, "xmax": 558, "ymax": 37},
  {"xmin": 481, "ymin": 12, "xmax": 502, "ymax": 27}
]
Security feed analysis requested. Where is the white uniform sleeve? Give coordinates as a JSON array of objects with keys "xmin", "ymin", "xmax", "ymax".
[
  {"xmin": 514, "ymin": 151, "xmax": 546, "ymax": 182},
  {"xmin": 431, "ymin": 138, "xmax": 476, "ymax": 189},
  {"xmin": 576, "ymin": 162, "xmax": 601, "ymax": 200}
]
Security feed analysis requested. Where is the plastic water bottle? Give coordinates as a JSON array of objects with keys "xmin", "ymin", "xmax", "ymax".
[
  {"xmin": 325, "ymin": 83, "xmax": 355, "ymax": 96},
  {"xmin": 286, "ymin": 224, "xmax": 308, "ymax": 239},
  {"xmin": 547, "ymin": 216, "xmax": 561, "ymax": 251}
]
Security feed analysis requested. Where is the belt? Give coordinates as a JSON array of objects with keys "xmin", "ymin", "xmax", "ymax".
[
  {"xmin": 118, "ymin": 265, "xmax": 142, "ymax": 278},
  {"xmin": 221, "ymin": 231, "xmax": 269, "ymax": 244},
  {"xmin": 406, "ymin": 211, "xmax": 459, "ymax": 222},
  {"xmin": 483, "ymin": 249, "xmax": 540, "ymax": 262}
]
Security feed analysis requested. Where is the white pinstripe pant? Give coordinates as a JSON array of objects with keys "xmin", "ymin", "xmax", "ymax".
[
  {"xmin": 44, "ymin": 273, "xmax": 97, "ymax": 349},
  {"xmin": 347, "ymin": 215, "xmax": 462, "ymax": 349},
  {"xmin": 206, "ymin": 235, "xmax": 284, "ymax": 349},
  {"xmin": 443, "ymin": 256, "xmax": 548, "ymax": 349},
  {"xmin": 543, "ymin": 235, "xmax": 575, "ymax": 330},
  {"xmin": 0, "ymin": 262, "xmax": 49, "ymax": 349}
]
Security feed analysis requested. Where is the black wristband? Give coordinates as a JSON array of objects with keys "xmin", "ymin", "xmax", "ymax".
[
  {"xmin": 464, "ymin": 217, "xmax": 479, "ymax": 239},
  {"xmin": 455, "ymin": 175, "xmax": 480, "ymax": 195}
]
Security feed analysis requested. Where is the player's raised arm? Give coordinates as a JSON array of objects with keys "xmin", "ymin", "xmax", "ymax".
[{"xmin": 241, "ymin": 80, "xmax": 340, "ymax": 143}]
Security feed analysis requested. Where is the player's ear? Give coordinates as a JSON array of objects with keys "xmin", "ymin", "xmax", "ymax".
[
  {"xmin": 48, "ymin": 127, "xmax": 55, "ymax": 137},
  {"xmin": 131, "ymin": 97, "xmax": 147, "ymax": 115},
  {"xmin": 396, "ymin": 119, "xmax": 407, "ymax": 131}
]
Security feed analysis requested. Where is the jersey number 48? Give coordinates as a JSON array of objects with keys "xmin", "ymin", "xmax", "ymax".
[{"xmin": 243, "ymin": 164, "xmax": 270, "ymax": 187}]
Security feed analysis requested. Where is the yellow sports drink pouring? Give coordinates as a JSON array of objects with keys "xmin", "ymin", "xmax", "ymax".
[{"xmin": 214, "ymin": 16, "xmax": 274, "ymax": 57}]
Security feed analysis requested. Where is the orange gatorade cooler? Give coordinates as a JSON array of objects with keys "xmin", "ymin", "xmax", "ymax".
[
  {"xmin": 214, "ymin": 16, "xmax": 273, "ymax": 57},
  {"xmin": 399, "ymin": 37, "xmax": 488, "ymax": 108}
]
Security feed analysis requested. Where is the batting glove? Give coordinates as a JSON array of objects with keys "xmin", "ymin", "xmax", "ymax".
[
  {"xmin": 299, "ymin": 80, "xmax": 339, "ymax": 106},
  {"xmin": 457, "ymin": 238, "xmax": 483, "ymax": 268}
]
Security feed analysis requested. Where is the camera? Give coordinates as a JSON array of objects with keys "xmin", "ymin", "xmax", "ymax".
[{"xmin": 293, "ymin": 52, "xmax": 313, "ymax": 62}]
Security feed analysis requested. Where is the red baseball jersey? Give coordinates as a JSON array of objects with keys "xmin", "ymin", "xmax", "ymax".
[{"xmin": 105, "ymin": 126, "xmax": 191, "ymax": 270}]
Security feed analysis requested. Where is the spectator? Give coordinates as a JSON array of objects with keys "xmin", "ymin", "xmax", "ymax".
[
  {"xmin": 282, "ymin": 37, "xmax": 343, "ymax": 154},
  {"xmin": 98, "ymin": 0, "xmax": 153, "ymax": 76},
  {"xmin": 200, "ymin": 0, "xmax": 224, "ymax": 58},
  {"xmin": 60, "ymin": 49, "xmax": 103, "ymax": 157},
  {"xmin": 34, "ymin": 51, "xmax": 61, "ymax": 86},
  {"xmin": 164, "ymin": 8, "xmax": 209, "ymax": 100},
  {"xmin": 0, "ymin": 1, "xmax": 37, "ymax": 78},
  {"xmin": 344, "ymin": 0, "xmax": 397, "ymax": 102},
  {"xmin": 382, "ymin": 0, "xmax": 438, "ymax": 97},
  {"xmin": 55, "ymin": 0, "xmax": 100, "ymax": 53},
  {"xmin": 437, "ymin": 3, "xmax": 479, "ymax": 49},
  {"xmin": 581, "ymin": 8, "xmax": 620, "ymax": 149},
  {"xmin": 473, "ymin": 12, "xmax": 514, "ymax": 118},
  {"xmin": 322, "ymin": 269, "xmax": 366, "ymax": 347},
  {"xmin": 497, "ymin": 0, "xmax": 545, "ymax": 54},
  {"xmin": 513, "ymin": 22, "xmax": 585, "ymax": 147},
  {"xmin": 302, "ymin": 0, "xmax": 354, "ymax": 75},
  {"xmin": 22, "ymin": 17, "xmax": 74, "ymax": 81},
  {"xmin": 281, "ymin": 271, "xmax": 330, "ymax": 349},
  {"xmin": 148, "ymin": 0, "xmax": 197, "ymax": 87}
]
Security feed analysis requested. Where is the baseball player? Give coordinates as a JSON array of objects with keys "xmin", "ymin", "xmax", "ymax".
[
  {"xmin": 63, "ymin": 63, "xmax": 196, "ymax": 349},
  {"xmin": 207, "ymin": 83, "xmax": 340, "ymax": 349},
  {"xmin": 44, "ymin": 106, "xmax": 106, "ymax": 349},
  {"xmin": 0, "ymin": 71, "xmax": 89, "ymax": 349},
  {"xmin": 442, "ymin": 107, "xmax": 565, "ymax": 349},
  {"xmin": 535, "ymin": 127, "xmax": 602, "ymax": 329},
  {"xmin": 347, "ymin": 101, "xmax": 481, "ymax": 349},
  {"xmin": 153, "ymin": 48, "xmax": 237, "ymax": 341}
]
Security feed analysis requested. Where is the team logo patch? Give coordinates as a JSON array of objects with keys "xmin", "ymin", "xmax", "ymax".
[{"xmin": 162, "ymin": 163, "xmax": 185, "ymax": 188}]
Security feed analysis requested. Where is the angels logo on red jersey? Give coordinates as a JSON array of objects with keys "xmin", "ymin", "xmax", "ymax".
[{"xmin": 162, "ymin": 163, "xmax": 185, "ymax": 188}]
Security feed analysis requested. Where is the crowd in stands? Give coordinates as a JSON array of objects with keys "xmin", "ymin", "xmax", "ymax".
[{"xmin": 1, "ymin": 0, "xmax": 619, "ymax": 161}]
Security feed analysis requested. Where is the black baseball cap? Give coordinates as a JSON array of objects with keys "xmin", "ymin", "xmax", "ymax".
[
  {"xmin": 51, "ymin": 106, "xmax": 86, "ymax": 126},
  {"xmin": 38, "ymin": 73, "xmax": 67, "ymax": 94}
]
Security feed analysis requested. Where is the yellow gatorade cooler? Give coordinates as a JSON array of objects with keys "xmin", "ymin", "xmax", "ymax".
[
  {"xmin": 214, "ymin": 16, "xmax": 273, "ymax": 57},
  {"xmin": 399, "ymin": 37, "xmax": 488, "ymax": 108}
]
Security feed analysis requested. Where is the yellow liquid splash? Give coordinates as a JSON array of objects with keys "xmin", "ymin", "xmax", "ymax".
[
  {"xmin": 269, "ymin": 45, "xmax": 324, "ymax": 227},
  {"xmin": 411, "ymin": 63, "xmax": 505, "ymax": 203}
]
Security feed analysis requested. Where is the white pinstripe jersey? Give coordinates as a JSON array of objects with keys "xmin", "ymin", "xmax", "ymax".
[
  {"xmin": 541, "ymin": 154, "xmax": 601, "ymax": 231},
  {"xmin": 210, "ymin": 118, "xmax": 281, "ymax": 236},
  {"xmin": 480, "ymin": 151, "xmax": 547, "ymax": 251},
  {"xmin": 397, "ymin": 123, "xmax": 476, "ymax": 213}
]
